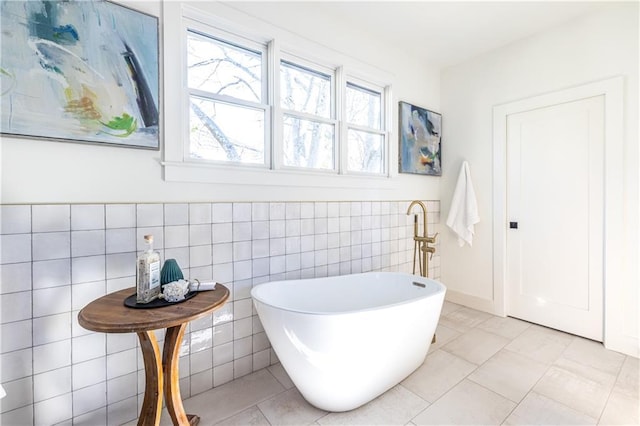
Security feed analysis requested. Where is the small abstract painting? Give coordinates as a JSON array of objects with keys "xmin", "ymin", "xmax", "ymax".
[
  {"xmin": 399, "ymin": 101, "xmax": 441, "ymax": 176},
  {"xmin": 0, "ymin": 1, "xmax": 159, "ymax": 149}
]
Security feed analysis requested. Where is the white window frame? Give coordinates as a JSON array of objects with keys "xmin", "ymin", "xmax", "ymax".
[
  {"xmin": 184, "ymin": 20, "xmax": 271, "ymax": 169},
  {"xmin": 278, "ymin": 54, "xmax": 338, "ymax": 173},
  {"xmin": 162, "ymin": 3, "xmax": 394, "ymax": 189},
  {"xmin": 342, "ymin": 77, "xmax": 389, "ymax": 176}
]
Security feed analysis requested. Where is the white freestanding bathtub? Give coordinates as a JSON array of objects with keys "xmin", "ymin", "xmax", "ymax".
[{"xmin": 251, "ymin": 272, "xmax": 446, "ymax": 412}]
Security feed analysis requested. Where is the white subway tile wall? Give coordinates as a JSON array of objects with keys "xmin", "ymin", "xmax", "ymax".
[{"xmin": 0, "ymin": 201, "xmax": 440, "ymax": 425}]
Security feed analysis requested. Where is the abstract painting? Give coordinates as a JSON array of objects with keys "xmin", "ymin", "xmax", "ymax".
[
  {"xmin": 1, "ymin": 1, "xmax": 159, "ymax": 149},
  {"xmin": 399, "ymin": 101, "xmax": 441, "ymax": 176}
]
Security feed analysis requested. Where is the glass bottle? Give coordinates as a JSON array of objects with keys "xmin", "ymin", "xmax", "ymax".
[{"xmin": 136, "ymin": 234, "xmax": 161, "ymax": 303}]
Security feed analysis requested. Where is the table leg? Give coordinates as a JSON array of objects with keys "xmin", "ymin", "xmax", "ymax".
[
  {"xmin": 163, "ymin": 323, "xmax": 200, "ymax": 426},
  {"xmin": 137, "ymin": 331, "xmax": 163, "ymax": 426}
]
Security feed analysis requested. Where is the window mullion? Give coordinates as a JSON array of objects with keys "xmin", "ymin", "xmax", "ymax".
[
  {"xmin": 336, "ymin": 66, "xmax": 347, "ymax": 175},
  {"xmin": 180, "ymin": 18, "xmax": 191, "ymax": 163},
  {"xmin": 188, "ymin": 89, "xmax": 267, "ymax": 111},
  {"xmin": 281, "ymin": 110, "xmax": 337, "ymax": 126},
  {"xmin": 383, "ymin": 84, "xmax": 392, "ymax": 176},
  {"xmin": 269, "ymin": 39, "xmax": 281, "ymax": 171},
  {"xmin": 347, "ymin": 123, "xmax": 386, "ymax": 135}
]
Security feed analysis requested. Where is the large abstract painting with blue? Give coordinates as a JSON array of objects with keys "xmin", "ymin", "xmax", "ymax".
[
  {"xmin": 0, "ymin": 0, "xmax": 159, "ymax": 149},
  {"xmin": 399, "ymin": 101, "xmax": 442, "ymax": 176}
]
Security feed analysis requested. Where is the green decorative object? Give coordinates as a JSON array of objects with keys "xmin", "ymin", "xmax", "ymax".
[{"xmin": 160, "ymin": 259, "xmax": 184, "ymax": 285}]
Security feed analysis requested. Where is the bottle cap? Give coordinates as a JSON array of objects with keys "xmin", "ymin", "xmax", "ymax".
[{"xmin": 144, "ymin": 234, "xmax": 154, "ymax": 242}]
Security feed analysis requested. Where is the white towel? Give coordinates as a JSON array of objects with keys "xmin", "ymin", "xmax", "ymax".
[{"xmin": 446, "ymin": 161, "xmax": 480, "ymax": 247}]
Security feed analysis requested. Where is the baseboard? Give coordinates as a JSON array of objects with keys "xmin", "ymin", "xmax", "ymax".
[
  {"xmin": 605, "ymin": 334, "xmax": 640, "ymax": 358},
  {"xmin": 444, "ymin": 289, "xmax": 500, "ymax": 316}
]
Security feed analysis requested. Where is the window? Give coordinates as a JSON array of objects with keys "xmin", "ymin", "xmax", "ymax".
[
  {"xmin": 280, "ymin": 60, "xmax": 336, "ymax": 170},
  {"xmin": 186, "ymin": 30, "xmax": 268, "ymax": 165},
  {"xmin": 166, "ymin": 7, "xmax": 393, "ymax": 187},
  {"xmin": 345, "ymin": 82, "xmax": 385, "ymax": 174}
]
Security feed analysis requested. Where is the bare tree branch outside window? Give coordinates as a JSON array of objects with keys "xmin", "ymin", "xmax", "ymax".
[
  {"xmin": 187, "ymin": 32, "xmax": 264, "ymax": 163},
  {"xmin": 186, "ymin": 30, "xmax": 385, "ymax": 174},
  {"xmin": 281, "ymin": 61, "xmax": 333, "ymax": 169}
]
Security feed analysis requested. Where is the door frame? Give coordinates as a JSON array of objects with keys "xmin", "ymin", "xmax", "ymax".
[{"xmin": 492, "ymin": 76, "xmax": 624, "ymax": 350}]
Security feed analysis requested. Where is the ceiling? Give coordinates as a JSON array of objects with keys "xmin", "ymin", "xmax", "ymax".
[{"xmin": 228, "ymin": 1, "xmax": 617, "ymax": 69}]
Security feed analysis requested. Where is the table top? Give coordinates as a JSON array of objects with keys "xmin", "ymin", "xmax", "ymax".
[{"xmin": 78, "ymin": 285, "xmax": 230, "ymax": 333}]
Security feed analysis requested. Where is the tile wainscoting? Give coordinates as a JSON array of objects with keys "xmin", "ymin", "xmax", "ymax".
[{"xmin": 0, "ymin": 200, "xmax": 440, "ymax": 425}]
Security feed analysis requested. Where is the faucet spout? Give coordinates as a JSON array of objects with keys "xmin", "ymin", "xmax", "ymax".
[{"xmin": 406, "ymin": 200, "xmax": 428, "ymax": 239}]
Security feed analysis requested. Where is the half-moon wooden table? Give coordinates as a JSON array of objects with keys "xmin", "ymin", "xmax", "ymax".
[{"xmin": 78, "ymin": 285, "xmax": 229, "ymax": 426}]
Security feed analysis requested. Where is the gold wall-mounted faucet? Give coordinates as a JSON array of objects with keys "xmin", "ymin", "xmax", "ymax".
[{"xmin": 406, "ymin": 200, "xmax": 438, "ymax": 277}]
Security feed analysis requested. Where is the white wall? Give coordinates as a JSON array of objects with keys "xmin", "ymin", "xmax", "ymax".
[
  {"xmin": 440, "ymin": 3, "xmax": 639, "ymax": 356},
  {"xmin": 0, "ymin": 1, "xmax": 441, "ymax": 205}
]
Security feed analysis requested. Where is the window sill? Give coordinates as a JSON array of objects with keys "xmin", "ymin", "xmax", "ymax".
[{"xmin": 162, "ymin": 161, "xmax": 395, "ymax": 189}]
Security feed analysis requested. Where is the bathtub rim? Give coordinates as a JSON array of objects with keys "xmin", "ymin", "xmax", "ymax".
[{"xmin": 251, "ymin": 271, "xmax": 446, "ymax": 317}]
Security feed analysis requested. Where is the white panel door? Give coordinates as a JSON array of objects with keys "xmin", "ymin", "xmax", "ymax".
[{"xmin": 506, "ymin": 95, "xmax": 604, "ymax": 341}]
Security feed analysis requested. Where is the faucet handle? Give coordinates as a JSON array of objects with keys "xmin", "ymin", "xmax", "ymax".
[
  {"xmin": 426, "ymin": 232, "xmax": 439, "ymax": 244},
  {"xmin": 424, "ymin": 245, "xmax": 436, "ymax": 260}
]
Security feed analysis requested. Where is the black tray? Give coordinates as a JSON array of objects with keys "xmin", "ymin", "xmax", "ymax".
[{"xmin": 124, "ymin": 291, "xmax": 197, "ymax": 309}]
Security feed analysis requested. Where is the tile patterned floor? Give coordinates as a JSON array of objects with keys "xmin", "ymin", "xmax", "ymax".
[{"xmin": 148, "ymin": 302, "xmax": 639, "ymax": 425}]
